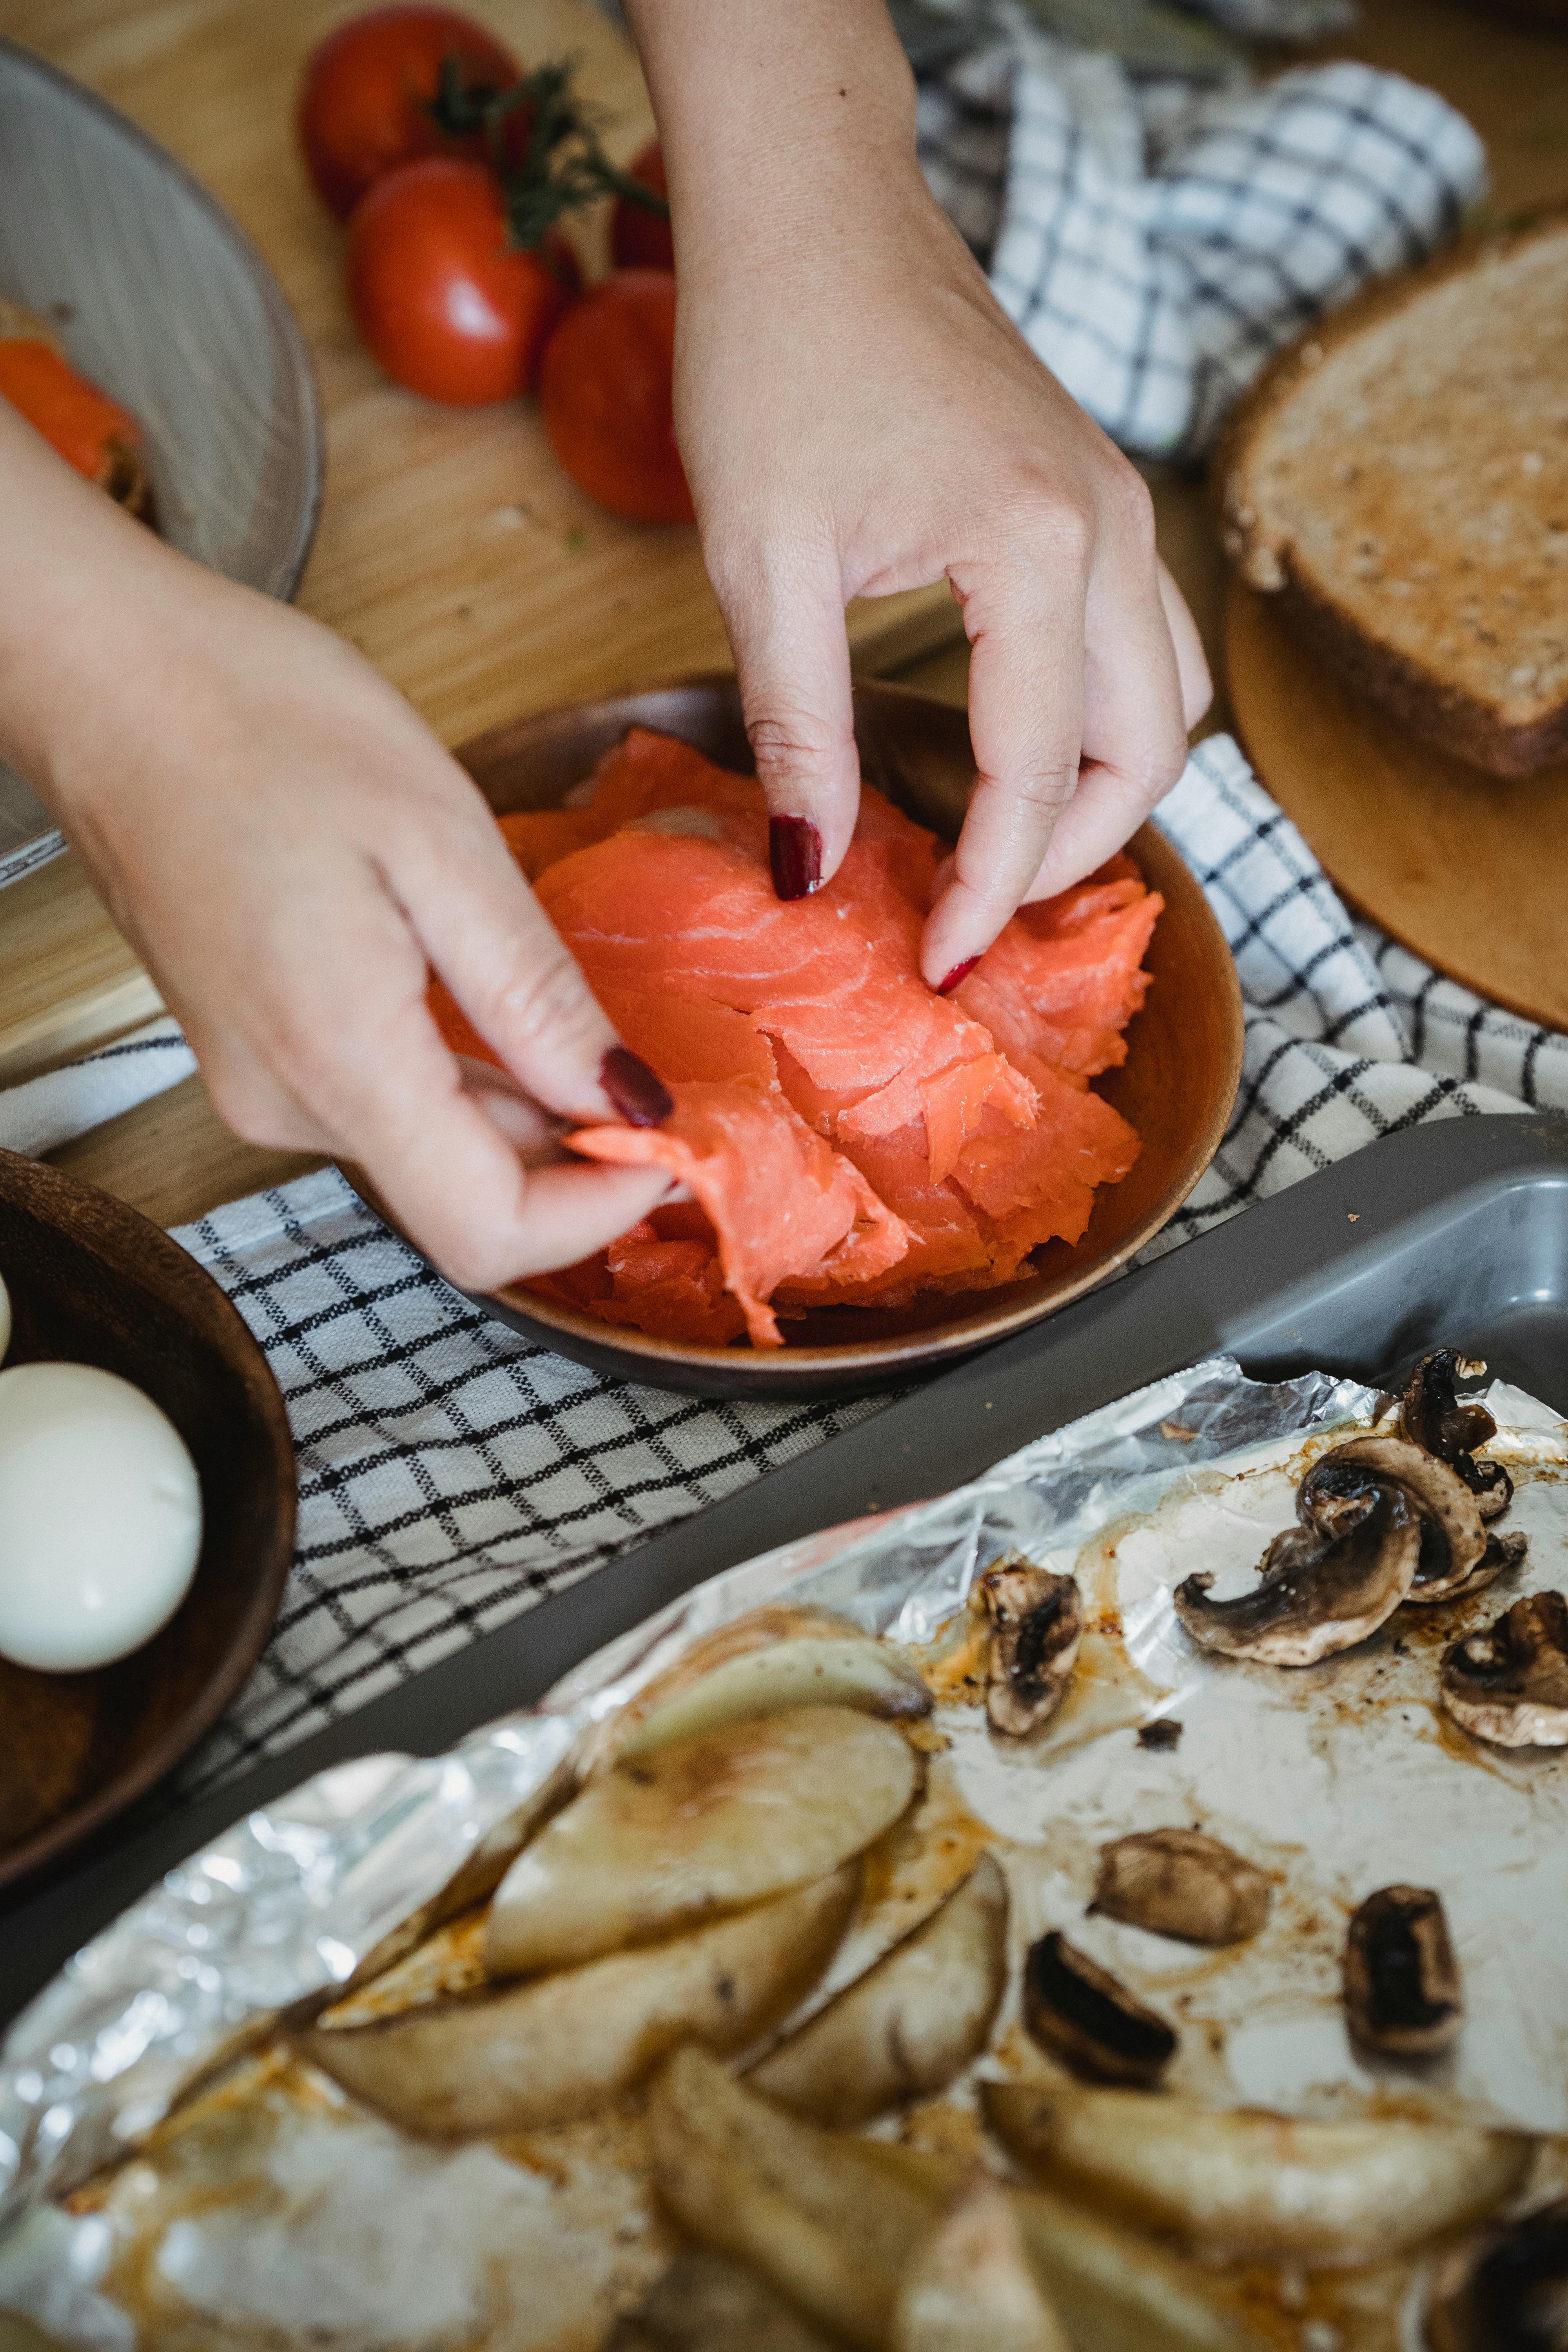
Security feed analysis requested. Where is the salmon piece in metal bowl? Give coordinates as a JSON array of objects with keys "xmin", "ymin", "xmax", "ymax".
[{"xmin": 431, "ymin": 729, "xmax": 1160, "ymax": 1350}]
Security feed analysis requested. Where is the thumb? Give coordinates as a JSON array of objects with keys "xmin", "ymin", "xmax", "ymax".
[{"xmin": 712, "ymin": 543, "xmax": 861, "ymax": 899}]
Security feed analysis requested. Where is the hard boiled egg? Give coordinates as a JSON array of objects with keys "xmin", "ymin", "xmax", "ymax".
[{"xmin": 0, "ymin": 1361, "xmax": 202, "ymax": 1672}]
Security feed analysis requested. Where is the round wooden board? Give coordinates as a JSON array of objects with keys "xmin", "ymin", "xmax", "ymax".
[{"xmin": 1225, "ymin": 578, "xmax": 1568, "ymax": 1034}]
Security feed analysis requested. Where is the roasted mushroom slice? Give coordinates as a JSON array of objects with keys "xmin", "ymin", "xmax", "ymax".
[
  {"xmin": 1440, "ymin": 1591, "xmax": 1568, "ymax": 1749},
  {"xmin": 1343, "ymin": 1886, "xmax": 1463, "ymax": 2058},
  {"xmin": 1022, "ymin": 1931, "xmax": 1176, "ymax": 2086},
  {"xmin": 1401, "ymin": 1350, "xmax": 1514, "ymax": 1519},
  {"xmin": 1303, "ymin": 1437, "xmax": 1488, "ymax": 1601},
  {"xmin": 1425, "ymin": 2196, "xmax": 1568, "ymax": 2352},
  {"xmin": 1173, "ymin": 1480, "xmax": 1421, "ymax": 1666},
  {"xmin": 1091, "ymin": 1828, "xmax": 1271, "ymax": 1947},
  {"xmin": 1413, "ymin": 1526, "xmax": 1531, "ymax": 1610},
  {"xmin": 978, "ymin": 1560, "xmax": 1083, "ymax": 1737}
]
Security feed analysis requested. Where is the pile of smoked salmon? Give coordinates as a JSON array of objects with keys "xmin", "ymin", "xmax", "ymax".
[{"xmin": 433, "ymin": 729, "xmax": 1161, "ymax": 1350}]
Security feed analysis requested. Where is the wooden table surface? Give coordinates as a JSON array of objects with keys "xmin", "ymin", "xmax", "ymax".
[{"xmin": 4, "ymin": 0, "xmax": 1565, "ymax": 1234}]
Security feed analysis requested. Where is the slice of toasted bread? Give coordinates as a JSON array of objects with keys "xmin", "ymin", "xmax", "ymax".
[{"xmin": 1217, "ymin": 215, "xmax": 1568, "ymax": 778}]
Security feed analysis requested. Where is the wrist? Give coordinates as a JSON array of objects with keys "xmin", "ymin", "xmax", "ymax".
[
  {"xmin": 622, "ymin": 0, "xmax": 920, "ymax": 272},
  {"xmin": 0, "ymin": 407, "xmax": 174, "ymax": 807}
]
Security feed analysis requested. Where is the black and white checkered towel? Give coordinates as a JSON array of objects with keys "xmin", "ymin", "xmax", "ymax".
[
  {"xmin": 919, "ymin": 10, "xmax": 1486, "ymax": 456},
  {"xmin": 73, "ymin": 732, "xmax": 1537, "ymax": 1795}
]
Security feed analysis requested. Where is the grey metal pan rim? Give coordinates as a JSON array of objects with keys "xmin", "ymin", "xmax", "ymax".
[{"xmin": 2, "ymin": 1111, "xmax": 1564, "ymax": 2025}]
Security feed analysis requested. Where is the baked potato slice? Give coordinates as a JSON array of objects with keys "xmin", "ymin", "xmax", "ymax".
[
  {"xmin": 892, "ymin": 2176, "xmax": 1069, "ymax": 2352},
  {"xmin": 487, "ymin": 1705, "xmax": 917, "ymax": 1975},
  {"xmin": 651, "ymin": 2044, "xmax": 931, "ymax": 2350},
  {"xmin": 650, "ymin": 2049, "xmax": 1268, "ymax": 2352},
  {"xmin": 601, "ymin": 1606, "xmax": 931, "ymax": 1769},
  {"xmin": 605, "ymin": 2249, "xmax": 838, "ymax": 2352},
  {"xmin": 747, "ymin": 1851, "xmax": 1008, "ymax": 2125},
  {"xmin": 299, "ymin": 1864, "xmax": 856, "ymax": 2138},
  {"xmin": 983, "ymin": 2079, "xmax": 1532, "ymax": 2267}
]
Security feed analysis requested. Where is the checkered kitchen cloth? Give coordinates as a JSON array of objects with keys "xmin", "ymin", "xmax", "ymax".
[
  {"xmin": 917, "ymin": 5, "xmax": 1486, "ymax": 457},
  {"xmin": 4, "ymin": 733, "xmax": 1550, "ymax": 1796}
]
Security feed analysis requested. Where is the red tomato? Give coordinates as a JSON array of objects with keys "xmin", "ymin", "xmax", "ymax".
[
  {"xmin": 348, "ymin": 159, "xmax": 579, "ymax": 404},
  {"xmin": 610, "ymin": 139, "xmax": 673, "ymax": 273},
  {"xmin": 298, "ymin": 5, "xmax": 519, "ymax": 223},
  {"xmin": 540, "ymin": 270, "xmax": 692, "ymax": 524}
]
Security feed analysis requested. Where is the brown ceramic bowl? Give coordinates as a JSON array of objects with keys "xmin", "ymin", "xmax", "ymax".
[
  {"xmin": 348, "ymin": 679, "xmax": 1243, "ymax": 1397},
  {"xmin": 0, "ymin": 1152, "xmax": 294, "ymax": 1888}
]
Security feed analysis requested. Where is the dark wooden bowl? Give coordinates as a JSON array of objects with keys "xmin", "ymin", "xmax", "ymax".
[
  {"xmin": 0, "ymin": 1152, "xmax": 294, "ymax": 1887},
  {"xmin": 347, "ymin": 679, "xmax": 1243, "ymax": 1397}
]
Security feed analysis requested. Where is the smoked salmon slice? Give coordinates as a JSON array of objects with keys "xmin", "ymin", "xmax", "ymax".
[{"xmin": 428, "ymin": 729, "xmax": 1160, "ymax": 1348}]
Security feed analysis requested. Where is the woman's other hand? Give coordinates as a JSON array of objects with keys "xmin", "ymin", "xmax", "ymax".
[
  {"xmin": 626, "ymin": 0, "xmax": 1210, "ymax": 987},
  {"xmin": 0, "ymin": 401, "xmax": 675, "ymax": 1290}
]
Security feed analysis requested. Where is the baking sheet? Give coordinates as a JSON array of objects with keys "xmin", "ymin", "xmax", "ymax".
[{"xmin": 3, "ymin": 1352, "xmax": 1565, "ymax": 2347}]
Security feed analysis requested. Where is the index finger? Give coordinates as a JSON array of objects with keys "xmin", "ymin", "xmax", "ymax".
[{"xmin": 920, "ymin": 538, "xmax": 1090, "ymax": 992}]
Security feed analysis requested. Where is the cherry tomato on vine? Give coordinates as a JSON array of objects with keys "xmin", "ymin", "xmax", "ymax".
[
  {"xmin": 609, "ymin": 139, "xmax": 673, "ymax": 273},
  {"xmin": 298, "ymin": 5, "xmax": 520, "ymax": 223},
  {"xmin": 348, "ymin": 159, "xmax": 579, "ymax": 405},
  {"xmin": 540, "ymin": 270, "xmax": 693, "ymax": 525}
]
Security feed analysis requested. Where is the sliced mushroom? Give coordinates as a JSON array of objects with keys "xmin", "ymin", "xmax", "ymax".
[
  {"xmin": 1022, "ymin": 1931, "xmax": 1176, "ymax": 2087},
  {"xmin": 1401, "ymin": 1350, "xmax": 1514, "ymax": 1520},
  {"xmin": 1440, "ymin": 1591, "xmax": 1568, "ymax": 1749},
  {"xmin": 1425, "ymin": 2196, "xmax": 1568, "ymax": 2352},
  {"xmin": 1091, "ymin": 1828, "xmax": 1271, "ymax": 1947},
  {"xmin": 1137, "ymin": 1718, "xmax": 1183, "ymax": 1751},
  {"xmin": 1408, "ymin": 1526, "xmax": 1529, "ymax": 1610},
  {"xmin": 978, "ymin": 1560, "xmax": 1083, "ymax": 1737},
  {"xmin": 1343, "ymin": 1886, "xmax": 1463, "ymax": 2058},
  {"xmin": 1173, "ymin": 1484, "xmax": 1420, "ymax": 1666},
  {"xmin": 1303, "ymin": 1437, "xmax": 1488, "ymax": 1599}
]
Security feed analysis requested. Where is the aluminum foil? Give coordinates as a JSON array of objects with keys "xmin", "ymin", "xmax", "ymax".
[{"xmin": 5, "ymin": 1349, "xmax": 1561, "ymax": 2347}]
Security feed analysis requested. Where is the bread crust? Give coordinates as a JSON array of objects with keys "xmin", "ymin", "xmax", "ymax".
[{"xmin": 1216, "ymin": 212, "xmax": 1568, "ymax": 780}]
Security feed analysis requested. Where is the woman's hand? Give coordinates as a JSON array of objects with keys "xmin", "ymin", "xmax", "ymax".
[
  {"xmin": 626, "ymin": 0, "xmax": 1210, "ymax": 988},
  {"xmin": 0, "ymin": 403, "xmax": 674, "ymax": 1290}
]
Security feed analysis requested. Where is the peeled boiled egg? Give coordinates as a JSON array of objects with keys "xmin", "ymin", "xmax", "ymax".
[{"xmin": 0, "ymin": 1361, "xmax": 202, "ymax": 1672}]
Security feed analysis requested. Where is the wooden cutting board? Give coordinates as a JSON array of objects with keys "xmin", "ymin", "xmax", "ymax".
[
  {"xmin": 0, "ymin": 0, "xmax": 964, "ymax": 1089},
  {"xmin": 1225, "ymin": 578, "xmax": 1568, "ymax": 1032}
]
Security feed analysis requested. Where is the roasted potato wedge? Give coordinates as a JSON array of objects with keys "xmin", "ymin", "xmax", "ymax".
[
  {"xmin": 748, "ymin": 1852, "xmax": 1008, "ymax": 2126},
  {"xmin": 300, "ymin": 1865, "xmax": 857, "ymax": 2138},
  {"xmin": 606, "ymin": 2249, "xmax": 839, "ymax": 2352},
  {"xmin": 604, "ymin": 1608, "xmax": 932, "ymax": 1768},
  {"xmin": 1007, "ymin": 2179, "xmax": 1263, "ymax": 2352},
  {"xmin": 651, "ymin": 2049, "xmax": 1268, "ymax": 2352},
  {"xmin": 983, "ymin": 2079, "xmax": 1533, "ymax": 2267},
  {"xmin": 651, "ymin": 2044, "xmax": 932, "ymax": 2350},
  {"xmin": 488, "ymin": 1706, "xmax": 918, "ymax": 1975},
  {"xmin": 893, "ymin": 2176, "xmax": 1070, "ymax": 2352}
]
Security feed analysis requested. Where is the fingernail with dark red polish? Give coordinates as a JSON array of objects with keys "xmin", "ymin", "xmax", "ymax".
[
  {"xmin": 600, "ymin": 1045, "xmax": 673, "ymax": 1128},
  {"xmin": 769, "ymin": 815, "xmax": 822, "ymax": 901},
  {"xmin": 937, "ymin": 956, "xmax": 980, "ymax": 996}
]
